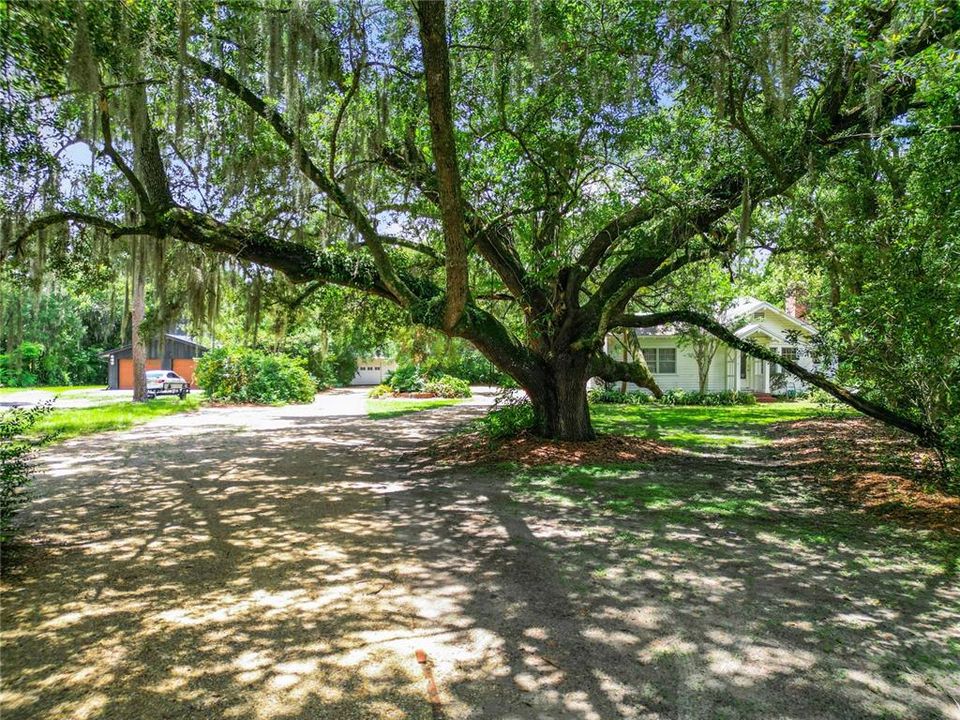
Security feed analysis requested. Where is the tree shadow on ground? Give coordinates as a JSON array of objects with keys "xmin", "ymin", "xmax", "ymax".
[{"xmin": 1, "ymin": 398, "xmax": 958, "ymax": 719}]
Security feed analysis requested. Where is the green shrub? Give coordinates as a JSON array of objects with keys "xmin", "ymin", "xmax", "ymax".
[
  {"xmin": 386, "ymin": 364, "xmax": 423, "ymax": 393},
  {"xmin": 657, "ymin": 389, "xmax": 756, "ymax": 406},
  {"xmin": 587, "ymin": 387, "xmax": 652, "ymax": 405},
  {"xmin": 808, "ymin": 388, "xmax": 835, "ymax": 406},
  {"xmin": 310, "ymin": 361, "xmax": 338, "ymax": 391},
  {"xmin": 272, "ymin": 330, "xmax": 359, "ymax": 388},
  {"xmin": 194, "ymin": 347, "xmax": 315, "ymax": 404},
  {"xmin": 474, "ymin": 389, "xmax": 534, "ymax": 439},
  {"xmin": 1, "ymin": 402, "xmax": 53, "ymax": 543},
  {"xmin": 423, "ymin": 374, "xmax": 472, "ymax": 398},
  {"xmin": 479, "ymin": 402, "xmax": 534, "ymax": 439},
  {"xmin": 368, "ymin": 384, "xmax": 392, "ymax": 398},
  {"xmin": 421, "ymin": 350, "xmax": 511, "ymax": 386}
]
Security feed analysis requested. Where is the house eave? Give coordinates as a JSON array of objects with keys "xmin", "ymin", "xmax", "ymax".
[{"xmin": 99, "ymin": 333, "xmax": 208, "ymax": 358}]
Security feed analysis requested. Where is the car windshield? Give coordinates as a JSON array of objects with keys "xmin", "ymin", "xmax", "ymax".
[{"xmin": 146, "ymin": 371, "xmax": 166, "ymax": 378}]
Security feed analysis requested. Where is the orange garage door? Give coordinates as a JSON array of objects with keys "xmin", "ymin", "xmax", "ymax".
[
  {"xmin": 172, "ymin": 358, "xmax": 198, "ymax": 388},
  {"xmin": 117, "ymin": 358, "xmax": 162, "ymax": 389}
]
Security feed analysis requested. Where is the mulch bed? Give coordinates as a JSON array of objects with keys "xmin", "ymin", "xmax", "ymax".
[
  {"xmin": 766, "ymin": 417, "xmax": 960, "ymax": 535},
  {"xmin": 427, "ymin": 431, "xmax": 674, "ymax": 467}
]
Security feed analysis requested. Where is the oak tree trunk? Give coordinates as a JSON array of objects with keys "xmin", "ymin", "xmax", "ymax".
[{"xmin": 526, "ymin": 353, "xmax": 595, "ymax": 441}]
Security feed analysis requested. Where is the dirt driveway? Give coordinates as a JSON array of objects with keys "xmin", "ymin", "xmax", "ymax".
[{"xmin": 2, "ymin": 390, "xmax": 958, "ymax": 720}]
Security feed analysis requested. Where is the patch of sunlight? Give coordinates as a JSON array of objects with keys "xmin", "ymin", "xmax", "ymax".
[
  {"xmin": 366, "ymin": 397, "xmax": 463, "ymax": 419},
  {"xmin": 706, "ymin": 644, "xmax": 816, "ymax": 686},
  {"xmin": 48, "ymin": 692, "xmax": 108, "ymax": 720},
  {"xmin": 688, "ymin": 497, "xmax": 768, "ymax": 517},
  {"xmin": 638, "ymin": 635, "xmax": 698, "ymax": 663},
  {"xmin": 660, "ymin": 430, "xmax": 772, "ymax": 448}
]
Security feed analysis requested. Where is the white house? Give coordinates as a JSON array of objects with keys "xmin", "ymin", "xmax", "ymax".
[
  {"xmin": 351, "ymin": 356, "xmax": 398, "ymax": 385},
  {"xmin": 605, "ymin": 296, "xmax": 819, "ymax": 395}
]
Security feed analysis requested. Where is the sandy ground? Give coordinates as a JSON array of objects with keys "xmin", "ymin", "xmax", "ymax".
[{"xmin": 2, "ymin": 389, "xmax": 958, "ymax": 720}]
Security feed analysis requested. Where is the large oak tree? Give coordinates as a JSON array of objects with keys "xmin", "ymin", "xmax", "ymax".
[{"xmin": 4, "ymin": 0, "xmax": 958, "ymax": 445}]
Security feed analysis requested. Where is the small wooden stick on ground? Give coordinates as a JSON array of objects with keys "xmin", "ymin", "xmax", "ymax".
[{"xmin": 416, "ymin": 649, "xmax": 445, "ymax": 720}]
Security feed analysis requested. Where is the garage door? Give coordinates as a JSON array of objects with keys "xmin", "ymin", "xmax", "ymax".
[
  {"xmin": 117, "ymin": 358, "xmax": 162, "ymax": 389},
  {"xmin": 172, "ymin": 358, "xmax": 198, "ymax": 388},
  {"xmin": 118, "ymin": 359, "xmax": 133, "ymax": 389},
  {"xmin": 352, "ymin": 364, "xmax": 383, "ymax": 385}
]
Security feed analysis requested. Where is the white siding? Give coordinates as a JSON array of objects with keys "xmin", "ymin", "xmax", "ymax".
[
  {"xmin": 605, "ymin": 335, "xmax": 720, "ymax": 393},
  {"xmin": 603, "ymin": 308, "xmax": 819, "ymax": 394}
]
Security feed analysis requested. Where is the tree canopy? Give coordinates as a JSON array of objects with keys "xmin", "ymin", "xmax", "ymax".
[{"xmin": 3, "ymin": 1, "xmax": 959, "ymax": 453}]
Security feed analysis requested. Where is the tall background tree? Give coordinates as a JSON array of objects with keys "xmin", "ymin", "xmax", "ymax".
[{"xmin": 3, "ymin": 1, "xmax": 958, "ymax": 460}]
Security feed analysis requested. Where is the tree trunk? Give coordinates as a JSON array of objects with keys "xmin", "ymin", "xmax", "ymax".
[
  {"xmin": 131, "ymin": 240, "xmax": 147, "ymax": 403},
  {"xmin": 527, "ymin": 353, "xmax": 595, "ymax": 441},
  {"xmin": 696, "ymin": 350, "xmax": 710, "ymax": 393},
  {"xmin": 620, "ymin": 334, "xmax": 628, "ymax": 394}
]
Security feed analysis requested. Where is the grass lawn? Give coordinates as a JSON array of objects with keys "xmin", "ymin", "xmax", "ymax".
[
  {"xmin": 590, "ymin": 400, "xmax": 854, "ymax": 449},
  {"xmin": 0, "ymin": 384, "xmax": 104, "ymax": 396},
  {"xmin": 32, "ymin": 395, "xmax": 201, "ymax": 441},
  {"xmin": 366, "ymin": 397, "xmax": 463, "ymax": 419},
  {"xmin": 488, "ymin": 401, "xmax": 959, "ymax": 712},
  {"xmin": 498, "ymin": 399, "xmax": 953, "ymax": 550}
]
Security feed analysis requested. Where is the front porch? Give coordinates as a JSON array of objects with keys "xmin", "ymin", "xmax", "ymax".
[{"xmin": 725, "ymin": 326, "xmax": 781, "ymax": 395}]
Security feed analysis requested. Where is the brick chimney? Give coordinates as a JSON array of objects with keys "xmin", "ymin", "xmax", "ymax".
[
  {"xmin": 785, "ymin": 294, "xmax": 796, "ymax": 318},
  {"xmin": 785, "ymin": 286, "xmax": 808, "ymax": 319}
]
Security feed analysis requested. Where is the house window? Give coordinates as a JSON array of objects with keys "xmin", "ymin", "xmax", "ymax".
[
  {"xmin": 740, "ymin": 351, "xmax": 748, "ymax": 379},
  {"xmin": 772, "ymin": 347, "xmax": 799, "ymax": 376},
  {"xmin": 641, "ymin": 347, "xmax": 677, "ymax": 374},
  {"xmin": 658, "ymin": 348, "xmax": 677, "ymax": 374}
]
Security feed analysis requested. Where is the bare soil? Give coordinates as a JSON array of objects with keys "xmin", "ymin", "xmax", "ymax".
[{"xmin": 2, "ymin": 390, "xmax": 958, "ymax": 720}]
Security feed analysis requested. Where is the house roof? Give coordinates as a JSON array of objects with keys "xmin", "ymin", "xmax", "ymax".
[
  {"xmin": 629, "ymin": 296, "xmax": 817, "ymax": 339},
  {"xmin": 99, "ymin": 333, "xmax": 208, "ymax": 358},
  {"xmin": 632, "ymin": 325, "xmax": 676, "ymax": 336},
  {"xmin": 735, "ymin": 322, "xmax": 790, "ymax": 343},
  {"xmin": 722, "ymin": 296, "xmax": 818, "ymax": 335}
]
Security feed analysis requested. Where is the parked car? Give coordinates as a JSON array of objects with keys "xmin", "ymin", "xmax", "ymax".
[{"xmin": 145, "ymin": 370, "xmax": 190, "ymax": 399}]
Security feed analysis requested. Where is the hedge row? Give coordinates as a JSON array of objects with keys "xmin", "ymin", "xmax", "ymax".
[{"xmin": 588, "ymin": 387, "xmax": 757, "ymax": 406}]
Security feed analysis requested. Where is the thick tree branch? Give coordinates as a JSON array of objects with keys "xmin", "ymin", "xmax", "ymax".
[
  {"xmin": 414, "ymin": 0, "xmax": 469, "ymax": 330},
  {"xmin": 155, "ymin": 206, "xmax": 399, "ymax": 298},
  {"xmin": 613, "ymin": 310, "xmax": 940, "ymax": 447},
  {"xmin": 12, "ymin": 212, "xmax": 144, "ymax": 257},
  {"xmin": 572, "ymin": 197, "xmax": 658, "ymax": 284},
  {"xmin": 381, "ymin": 146, "xmax": 550, "ymax": 315},
  {"xmin": 125, "ymin": 70, "xmax": 174, "ymax": 209},
  {"xmin": 180, "ymin": 52, "xmax": 418, "ymax": 307},
  {"xmin": 590, "ymin": 352, "xmax": 663, "ymax": 398},
  {"xmin": 97, "ymin": 91, "xmax": 150, "ymax": 207}
]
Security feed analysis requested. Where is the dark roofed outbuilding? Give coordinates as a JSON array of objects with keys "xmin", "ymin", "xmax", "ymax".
[{"xmin": 101, "ymin": 334, "xmax": 208, "ymax": 390}]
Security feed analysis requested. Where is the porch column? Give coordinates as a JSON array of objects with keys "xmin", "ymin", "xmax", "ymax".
[
  {"xmin": 734, "ymin": 351, "xmax": 741, "ymax": 392},
  {"xmin": 763, "ymin": 359, "xmax": 769, "ymax": 393}
]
